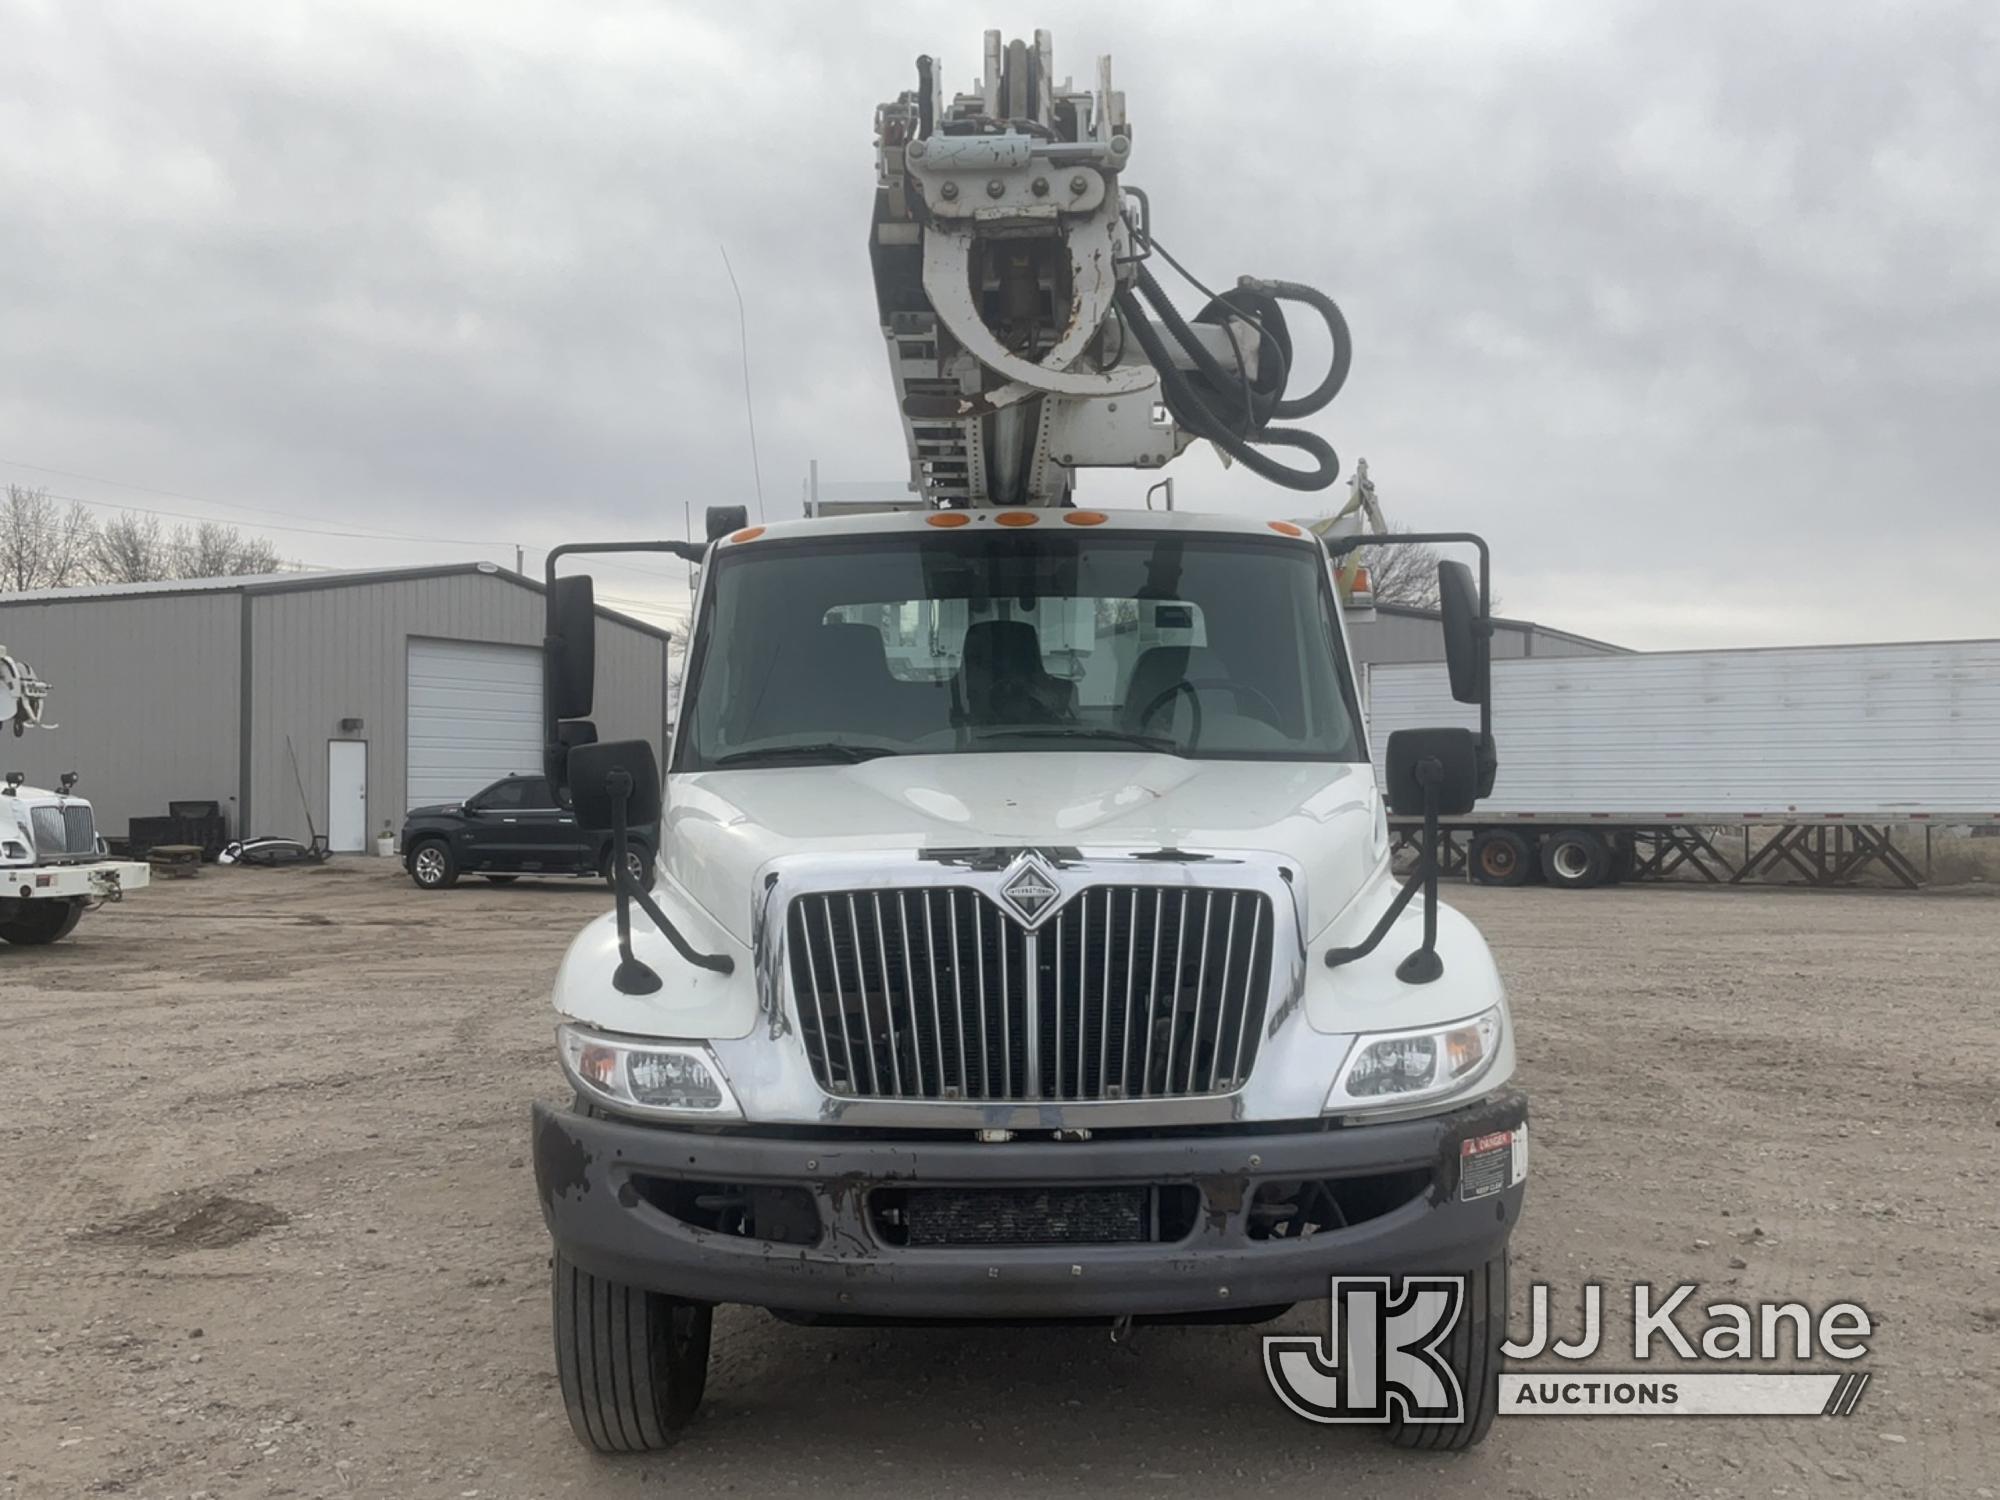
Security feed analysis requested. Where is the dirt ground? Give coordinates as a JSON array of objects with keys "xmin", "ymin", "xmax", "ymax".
[{"xmin": 2, "ymin": 861, "xmax": 1995, "ymax": 1499}]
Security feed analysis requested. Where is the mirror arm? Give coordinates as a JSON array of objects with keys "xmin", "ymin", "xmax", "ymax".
[
  {"xmin": 603, "ymin": 770, "xmax": 734, "ymax": 993},
  {"xmin": 1324, "ymin": 756, "xmax": 1446, "ymax": 984},
  {"xmin": 606, "ymin": 772, "xmax": 663, "ymax": 995},
  {"xmin": 546, "ymin": 539, "xmax": 708, "ymax": 583}
]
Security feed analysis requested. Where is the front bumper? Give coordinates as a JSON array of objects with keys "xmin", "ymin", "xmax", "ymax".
[
  {"xmin": 532, "ymin": 1089, "xmax": 1526, "ymax": 1319},
  {"xmin": 3, "ymin": 859, "xmax": 150, "ymax": 903}
]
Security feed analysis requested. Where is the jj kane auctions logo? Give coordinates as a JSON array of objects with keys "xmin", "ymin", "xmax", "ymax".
[{"xmin": 1266, "ymin": 1278, "xmax": 1875, "ymax": 1422}]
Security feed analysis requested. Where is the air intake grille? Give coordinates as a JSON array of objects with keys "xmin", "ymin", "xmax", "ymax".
[
  {"xmin": 30, "ymin": 804, "xmax": 97, "ymax": 858},
  {"xmin": 785, "ymin": 885, "xmax": 1273, "ymax": 1102}
]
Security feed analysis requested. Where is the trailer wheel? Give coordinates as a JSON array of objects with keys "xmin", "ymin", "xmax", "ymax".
[
  {"xmin": 1469, "ymin": 830, "xmax": 1532, "ymax": 886},
  {"xmin": 553, "ymin": 1252, "xmax": 710, "ymax": 1452},
  {"xmin": 1541, "ymin": 829, "xmax": 1610, "ymax": 889},
  {"xmin": 1382, "ymin": 1252, "xmax": 1506, "ymax": 1451},
  {"xmin": 0, "ymin": 897, "xmax": 87, "ymax": 945}
]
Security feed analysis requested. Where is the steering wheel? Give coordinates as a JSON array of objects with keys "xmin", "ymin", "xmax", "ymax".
[{"xmin": 1138, "ymin": 677, "xmax": 1285, "ymax": 751}]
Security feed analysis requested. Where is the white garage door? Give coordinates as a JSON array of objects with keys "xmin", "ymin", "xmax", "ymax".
[{"xmin": 406, "ymin": 639, "xmax": 543, "ymax": 809}]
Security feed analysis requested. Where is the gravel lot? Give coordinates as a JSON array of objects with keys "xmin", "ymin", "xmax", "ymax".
[{"xmin": 3, "ymin": 861, "xmax": 1995, "ymax": 1498}]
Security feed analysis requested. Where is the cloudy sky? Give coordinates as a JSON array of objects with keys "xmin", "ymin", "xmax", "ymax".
[{"xmin": 5, "ymin": 0, "xmax": 1997, "ymax": 647}]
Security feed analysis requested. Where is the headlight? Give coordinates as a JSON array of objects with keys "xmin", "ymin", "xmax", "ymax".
[
  {"xmin": 557, "ymin": 1024, "xmax": 742, "ymax": 1121},
  {"xmin": 1325, "ymin": 1006, "xmax": 1503, "ymax": 1114}
]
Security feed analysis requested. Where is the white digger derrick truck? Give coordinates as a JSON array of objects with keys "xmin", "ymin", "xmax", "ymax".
[
  {"xmin": 1, "ymin": 646, "xmax": 149, "ymax": 946},
  {"xmin": 528, "ymin": 29, "xmax": 1517, "ymax": 1453}
]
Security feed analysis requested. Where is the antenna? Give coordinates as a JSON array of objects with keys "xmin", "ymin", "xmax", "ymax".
[{"xmin": 718, "ymin": 244, "xmax": 767, "ymax": 523}]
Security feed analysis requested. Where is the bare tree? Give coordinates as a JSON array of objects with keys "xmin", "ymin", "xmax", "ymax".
[
  {"xmin": 1358, "ymin": 527, "xmax": 1445, "ymax": 610},
  {"xmin": 0, "ymin": 485, "xmax": 99, "ymax": 592},
  {"xmin": 169, "ymin": 520, "xmax": 283, "ymax": 578},
  {"xmin": 92, "ymin": 511, "xmax": 171, "ymax": 583}
]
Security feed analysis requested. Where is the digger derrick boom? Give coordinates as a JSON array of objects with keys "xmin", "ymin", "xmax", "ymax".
[{"xmin": 870, "ymin": 29, "xmax": 1354, "ymax": 510}]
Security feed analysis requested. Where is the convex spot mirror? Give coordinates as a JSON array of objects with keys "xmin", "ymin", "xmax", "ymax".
[
  {"xmin": 1384, "ymin": 727, "xmax": 1480, "ymax": 818},
  {"xmin": 567, "ymin": 739, "xmax": 663, "ymax": 832}
]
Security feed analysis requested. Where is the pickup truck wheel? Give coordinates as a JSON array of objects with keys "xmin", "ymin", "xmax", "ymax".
[
  {"xmin": 602, "ymin": 848, "xmax": 657, "ymax": 892},
  {"xmin": 0, "ymin": 897, "xmax": 86, "ymax": 945},
  {"xmin": 408, "ymin": 839, "xmax": 458, "ymax": 890},
  {"xmin": 1383, "ymin": 1253, "xmax": 1505, "ymax": 1451},
  {"xmin": 553, "ymin": 1252, "xmax": 710, "ymax": 1452},
  {"xmin": 1540, "ymin": 829, "xmax": 1609, "ymax": 889},
  {"xmin": 1469, "ymin": 830, "xmax": 1531, "ymax": 886}
]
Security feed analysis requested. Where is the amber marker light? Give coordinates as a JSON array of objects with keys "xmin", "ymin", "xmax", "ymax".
[
  {"xmin": 730, "ymin": 526, "xmax": 765, "ymax": 543},
  {"xmin": 1064, "ymin": 511, "xmax": 1109, "ymax": 525},
  {"xmin": 925, "ymin": 512, "xmax": 971, "ymax": 527}
]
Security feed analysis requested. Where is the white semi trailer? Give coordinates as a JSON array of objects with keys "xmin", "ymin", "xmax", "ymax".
[{"xmin": 1365, "ymin": 638, "xmax": 2000, "ymax": 889}]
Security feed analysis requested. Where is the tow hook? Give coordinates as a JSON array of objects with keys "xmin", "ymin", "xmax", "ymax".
[{"xmin": 1108, "ymin": 1313, "xmax": 1140, "ymax": 1352}]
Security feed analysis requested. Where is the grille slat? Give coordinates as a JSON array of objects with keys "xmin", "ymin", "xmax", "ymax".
[
  {"xmin": 787, "ymin": 882, "xmax": 1275, "ymax": 1103},
  {"xmin": 30, "ymin": 804, "xmax": 97, "ymax": 858}
]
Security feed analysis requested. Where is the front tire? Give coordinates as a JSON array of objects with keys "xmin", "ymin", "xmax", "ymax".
[
  {"xmin": 602, "ymin": 847, "xmax": 657, "ymax": 892},
  {"xmin": 1383, "ymin": 1253, "xmax": 1506, "ymax": 1452},
  {"xmin": 553, "ymin": 1252, "xmax": 711, "ymax": 1453},
  {"xmin": 0, "ymin": 898, "xmax": 87, "ymax": 945},
  {"xmin": 408, "ymin": 839, "xmax": 458, "ymax": 890}
]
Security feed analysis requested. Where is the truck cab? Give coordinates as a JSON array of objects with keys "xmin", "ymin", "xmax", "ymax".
[
  {"xmin": 1, "ymin": 773, "xmax": 149, "ymax": 945},
  {"xmin": 530, "ymin": 506, "xmax": 1523, "ymax": 1451}
]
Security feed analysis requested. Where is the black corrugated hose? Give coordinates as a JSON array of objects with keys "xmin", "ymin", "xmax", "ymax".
[{"xmin": 1114, "ymin": 260, "xmax": 1353, "ymax": 491}]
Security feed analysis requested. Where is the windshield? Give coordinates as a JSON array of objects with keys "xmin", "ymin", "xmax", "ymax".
[{"xmin": 675, "ymin": 527, "xmax": 1363, "ymax": 769}]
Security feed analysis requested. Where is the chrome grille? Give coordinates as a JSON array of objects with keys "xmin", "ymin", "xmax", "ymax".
[
  {"xmin": 30, "ymin": 804, "xmax": 98, "ymax": 858},
  {"xmin": 786, "ymin": 886, "xmax": 1273, "ymax": 1101}
]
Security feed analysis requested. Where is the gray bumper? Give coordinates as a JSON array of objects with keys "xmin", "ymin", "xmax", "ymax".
[{"xmin": 532, "ymin": 1091, "xmax": 1525, "ymax": 1319}]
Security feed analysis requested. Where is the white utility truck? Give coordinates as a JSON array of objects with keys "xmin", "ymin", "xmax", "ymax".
[
  {"xmin": 1, "ymin": 646, "xmax": 149, "ymax": 945},
  {"xmin": 1367, "ymin": 639, "xmax": 2000, "ymax": 889},
  {"xmin": 530, "ymin": 30, "xmax": 1522, "ymax": 1453}
]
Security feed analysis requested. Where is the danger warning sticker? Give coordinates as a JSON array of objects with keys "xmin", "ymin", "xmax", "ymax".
[{"xmin": 1460, "ymin": 1124, "xmax": 1527, "ymax": 1201}]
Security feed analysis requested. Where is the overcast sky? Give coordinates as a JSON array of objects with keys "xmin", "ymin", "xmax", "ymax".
[{"xmin": 5, "ymin": 0, "xmax": 1997, "ymax": 647}]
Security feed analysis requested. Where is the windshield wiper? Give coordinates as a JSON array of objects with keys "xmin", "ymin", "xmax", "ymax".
[
  {"xmin": 710, "ymin": 743, "xmax": 900, "ymax": 768},
  {"xmin": 973, "ymin": 727, "xmax": 1188, "ymax": 755}
]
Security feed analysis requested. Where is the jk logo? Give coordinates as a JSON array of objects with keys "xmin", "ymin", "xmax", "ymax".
[{"xmin": 1263, "ymin": 1276, "xmax": 1467, "ymax": 1424}]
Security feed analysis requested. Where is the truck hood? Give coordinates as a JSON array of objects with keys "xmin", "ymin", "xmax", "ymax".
[{"xmin": 664, "ymin": 752, "xmax": 1387, "ymax": 947}]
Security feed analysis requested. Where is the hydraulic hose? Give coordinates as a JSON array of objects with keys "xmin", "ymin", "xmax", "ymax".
[{"xmin": 1116, "ymin": 263, "xmax": 1354, "ymax": 492}]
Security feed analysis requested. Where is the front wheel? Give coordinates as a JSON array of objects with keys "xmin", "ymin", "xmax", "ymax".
[
  {"xmin": 1383, "ymin": 1252, "xmax": 1506, "ymax": 1452},
  {"xmin": 553, "ymin": 1252, "xmax": 711, "ymax": 1452},
  {"xmin": 0, "ymin": 898, "xmax": 87, "ymax": 946},
  {"xmin": 408, "ymin": 839, "xmax": 458, "ymax": 890},
  {"xmin": 602, "ymin": 847, "xmax": 657, "ymax": 892}
]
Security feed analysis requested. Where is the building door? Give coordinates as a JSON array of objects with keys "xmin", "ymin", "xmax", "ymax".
[
  {"xmin": 327, "ymin": 740, "xmax": 368, "ymax": 852},
  {"xmin": 406, "ymin": 639, "xmax": 544, "ymax": 809}
]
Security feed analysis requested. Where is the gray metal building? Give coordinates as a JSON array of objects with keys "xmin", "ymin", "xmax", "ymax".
[
  {"xmin": 1347, "ymin": 603, "xmax": 1625, "ymax": 671},
  {"xmin": 0, "ymin": 563, "xmax": 670, "ymax": 850}
]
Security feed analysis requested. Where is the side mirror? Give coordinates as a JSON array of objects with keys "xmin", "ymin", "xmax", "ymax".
[
  {"xmin": 706, "ymin": 504, "xmax": 748, "ymax": 541},
  {"xmin": 566, "ymin": 739, "xmax": 662, "ymax": 832},
  {"xmin": 547, "ymin": 574, "xmax": 597, "ymax": 721},
  {"xmin": 1437, "ymin": 559, "xmax": 1487, "ymax": 706},
  {"xmin": 1384, "ymin": 727, "xmax": 1480, "ymax": 818}
]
